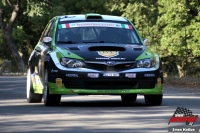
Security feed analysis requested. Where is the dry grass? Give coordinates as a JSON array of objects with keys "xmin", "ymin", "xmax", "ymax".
[{"xmin": 164, "ymin": 77, "xmax": 200, "ymax": 89}]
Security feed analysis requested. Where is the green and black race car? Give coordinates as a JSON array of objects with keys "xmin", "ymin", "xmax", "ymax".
[{"xmin": 26, "ymin": 13, "xmax": 164, "ymax": 106}]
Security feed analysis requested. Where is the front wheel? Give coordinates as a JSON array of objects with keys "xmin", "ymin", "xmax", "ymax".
[
  {"xmin": 43, "ymin": 69, "xmax": 61, "ymax": 106},
  {"xmin": 26, "ymin": 68, "xmax": 42, "ymax": 103},
  {"xmin": 121, "ymin": 94, "xmax": 137, "ymax": 102},
  {"xmin": 144, "ymin": 94, "xmax": 163, "ymax": 106}
]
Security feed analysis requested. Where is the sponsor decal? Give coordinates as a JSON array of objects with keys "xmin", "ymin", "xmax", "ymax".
[
  {"xmin": 111, "ymin": 58, "xmax": 126, "ymax": 60},
  {"xmin": 55, "ymin": 78, "xmax": 62, "ymax": 88},
  {"xmin": 35, "ymin": 66, "xmax": 38, "ymax": 74},
  {"xmin": 88, "ymin": 73, "xmax": 99, "ymax": 78},
  {"xmin": 97, "ymin": 90, "xmax": 130, "ymax": 93},
  {"xmin": 31, "ymin": 73, "xmax": 36, "ymax": 84},
  {"xmin": 168, "ymin": 107, "xmax": 198, "ymax": 126},
  {"xmin": 95, "ymin": 57, "xmax": 125, "ymax": 60},
  {"xmin": 157, "ymin": 77, "xmax": 161, "ymax": 88},
  {"xmin": 32, "ymin": 72, "xmax": 42, "ymax": 85},
  {"xmin": 96, "ymin": 57, "xmax": 110, "ymax": 60},
  {"xmin": 125, "ymin": 45, "xmax": 144, "ymax": 48},
  {"xmin": 66, "ymin": 74, "xmax": 78, "ymax": 77},
  {"xmin": 144, "ymin": 74, "xmax": 155, "ymax": 77},
  {"xmin": 58, "ymin": 22, "xmax": 133, "ymax": 29},
  {"xmin": 103, "ymin": 73, "xmax": 119, "ymax": 77},
  {"xmin": 51, "ymin": 69, "xmax": 58, "ymax": 73},
  {"xmin": 98, "ymin": 51, "xmax": 119, "ymax": 58},
  {"xmin": 125, "ymin": 73, "xmax": 136, "ymax": 78}
]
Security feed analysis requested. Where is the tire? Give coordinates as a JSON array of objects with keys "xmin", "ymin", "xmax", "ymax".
[
  {"xmin": 121, "ymin": 94, "xmax": 137, "ymax": 102},
  {"xmin": 144, "ymin": 94, "xmax": 163, "ymax": 106},
  {"xmin": 43, "ymin": 69, "xmax": 61, "ymax": 106},
  {"xmin": 26, "ymin": 68, "xmax": 42, "ymax": 103}
]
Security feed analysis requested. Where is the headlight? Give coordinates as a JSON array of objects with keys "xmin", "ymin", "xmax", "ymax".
[
  {"xmin": 60, "ymin": 58, "xmax": 86, "ymax": 68},
  {"xmin": 136, "ymin": 59, "xmax": 155, "ymax": 68}
]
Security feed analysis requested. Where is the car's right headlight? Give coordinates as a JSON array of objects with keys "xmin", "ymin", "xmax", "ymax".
[
  {"xmin": 136, "ymin": 58, "xmax": 155, "ymax": 68},
  {"xmin": 60, "ymin": 58, "xmax": 86, "ymax": 68}
]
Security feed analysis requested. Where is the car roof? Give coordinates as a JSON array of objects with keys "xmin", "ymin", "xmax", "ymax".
[{"xmin": 57, "ymin": 13, "xmax": 128, "ymax": 22}]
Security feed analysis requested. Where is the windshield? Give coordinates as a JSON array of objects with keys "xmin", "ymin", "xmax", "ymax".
[{"xmin": 56, "ymin": 22, "xmax": 141, "ymax": 44}]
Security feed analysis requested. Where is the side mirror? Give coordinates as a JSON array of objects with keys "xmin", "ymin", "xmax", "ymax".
[
  {"xmin": 42, "ymin": 37, "xmax": 52, "ymax": 46},
  {"xmin": 144, "ymin": 39, "xmax": 149, "ymax": 46}
]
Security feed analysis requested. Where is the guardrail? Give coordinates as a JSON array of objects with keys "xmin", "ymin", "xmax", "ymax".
[
  {"xmin": 0, "ymin": 72, "xmax": 27, "ymax": 76},
  {"xmin": 0, "ymin": 60, "xmax": 12, "ymax": 75},
  {"xmin": 0, "ymin": 60, "xmax": 26, "ymax": 76}
]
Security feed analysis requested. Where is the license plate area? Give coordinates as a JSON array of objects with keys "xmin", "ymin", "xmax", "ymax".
[{"xmin": 103, "ymin": 73, "xmax": 119, "ymax": 77}]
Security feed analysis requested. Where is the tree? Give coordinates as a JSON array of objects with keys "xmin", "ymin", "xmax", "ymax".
[
  {"xmin": 0, "ymin": 0, "xmax": 25, "ymax": 72},
  {"xmin": 155, "ymin": 0, "xmax": 200, "ymax": 77},
  {"xmin": 0, "ymin": 0, "xmax": 59, "ymax": 72}
]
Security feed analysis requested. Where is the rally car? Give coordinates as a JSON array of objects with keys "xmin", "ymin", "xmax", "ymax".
[{"xmin": 26, "ymin": 13, "xmax": 164, "ymax": 106}]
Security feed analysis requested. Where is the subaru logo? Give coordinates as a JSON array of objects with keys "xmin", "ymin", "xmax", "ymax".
[{"xmin": 106, "ymin": 61, "xmax": 116, "ymax": 66}]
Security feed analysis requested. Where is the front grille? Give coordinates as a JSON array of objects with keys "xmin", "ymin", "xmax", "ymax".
[
  {"xmin": 64, "ymin": 79, "xmax": 155, "ymax": 89},
  {"xmin": 85, "ymin": 80, "xmax": 137, "ymax": 89},
  {"xmin": 86, "ymin": 63, "xmax": 134, "ymax": 71},
  {"xmin": 138, "ymin": 79, "xmax": 156, "ymax": 88}
]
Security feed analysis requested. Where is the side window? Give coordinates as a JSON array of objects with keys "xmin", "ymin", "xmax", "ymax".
[
  {"xmin": 39, "ymin": 19, "xmax": 55, "ymax": 41},
  {"xmin": 43, "ymin": 22, "xmax": 52, "ymax": 37},
  {"xmin": 47, "ymin": 20, "xmax": 55, "ymax": 37},
  {"xmin": 130, "ymin": 31, "xmax": 140, "ymax": 43}
]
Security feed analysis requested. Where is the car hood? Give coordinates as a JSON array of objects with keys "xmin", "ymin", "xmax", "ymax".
[{"xmin": 56, "ymin": 43, "xmax": 149, "ymax": 61}]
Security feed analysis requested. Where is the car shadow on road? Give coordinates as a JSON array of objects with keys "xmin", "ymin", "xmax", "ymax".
[{"xmin": 59, "ymin": 100, "xmax": 146, "ymax": 107}]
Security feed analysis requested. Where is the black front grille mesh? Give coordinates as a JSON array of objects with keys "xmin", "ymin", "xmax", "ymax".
[{"xmin": 64, "ymin": 79, "xmax": 155, "ymax": 89}]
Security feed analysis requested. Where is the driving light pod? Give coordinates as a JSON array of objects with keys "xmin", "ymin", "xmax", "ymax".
[
  {"xmin": 75, "ymin": 61, "xmax": 86, "ymax": 68},
  {"xmin": 136, "ymin": 59, "xmax": 155, "ymax": 68},
  {"xmin": 60, "ymin": 58, "xmax": 85, "ymax": 68},
  {"xmin": 136, "ymin": 61, "xmax": 143, "ymax": 68},
  {"xmin": 143, "ymin": 60, "xmax": 151, "ymax": 68}
]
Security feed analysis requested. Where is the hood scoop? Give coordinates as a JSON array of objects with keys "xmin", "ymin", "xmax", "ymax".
[{"xmin": 89, "ymin": 46, "xmax": 126, "ymax": 51}]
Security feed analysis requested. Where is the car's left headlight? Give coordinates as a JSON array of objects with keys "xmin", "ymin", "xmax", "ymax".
[
  {"xmin": 136, "ymin": 58, "xmax": 155, "ymax": 68},
  {"xmin": 60, "ymin": 58, "xmax": 86, "ymax": 68}
]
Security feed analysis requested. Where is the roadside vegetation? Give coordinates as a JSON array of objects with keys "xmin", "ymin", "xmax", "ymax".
[{"xmin": 0, "ymin": 0, "xmax": 200, "ymax": 78}]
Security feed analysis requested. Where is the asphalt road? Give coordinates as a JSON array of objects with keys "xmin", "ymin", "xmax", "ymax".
[{"xmin": 0, "ymin": 76, "xmax": 200, "ymax": 133}]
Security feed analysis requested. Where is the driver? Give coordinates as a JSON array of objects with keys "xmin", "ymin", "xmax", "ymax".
[{"xmin": 107, "ymin": 28, "xmax": 120, "ymax": 42}]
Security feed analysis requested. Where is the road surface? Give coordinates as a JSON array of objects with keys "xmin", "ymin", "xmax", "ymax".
[{"xmin": 0, "ymin": 76, "xmax": 200, "ymax": 133}]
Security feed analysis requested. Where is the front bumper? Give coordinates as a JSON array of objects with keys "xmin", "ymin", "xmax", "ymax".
[{"xmin": 47, "ymin": 67, "xmax": 163, "ymax": 95}]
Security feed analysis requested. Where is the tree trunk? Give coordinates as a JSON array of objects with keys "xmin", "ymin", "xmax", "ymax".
[
  {"xmin": 0, "ymin": 0, "xmax": 25, "ymax": 72},
  {"xmin": 4, "ymin": 31, "xmax": 25, "ymax": 72},
  {"xmin": 177, "ymin": 64, "xmax": 184, "ymax": 78}
]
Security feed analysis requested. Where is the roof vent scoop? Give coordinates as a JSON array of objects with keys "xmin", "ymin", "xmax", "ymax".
[{"xmin": 86, "ymin": 13, "xmax": 103, "ymax": 19}]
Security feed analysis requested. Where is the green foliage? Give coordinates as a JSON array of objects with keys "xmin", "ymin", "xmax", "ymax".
[
  {"xmin": 61, "ymin": 0, "xmax": 111, "ymax": 15},
  {"xmin": 0, "ymin": 0, "xmax": 200, "ymax": 77},
  {"xmin": 0, "ymin": 31, "xmax": 9, "ymax": 59}
]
